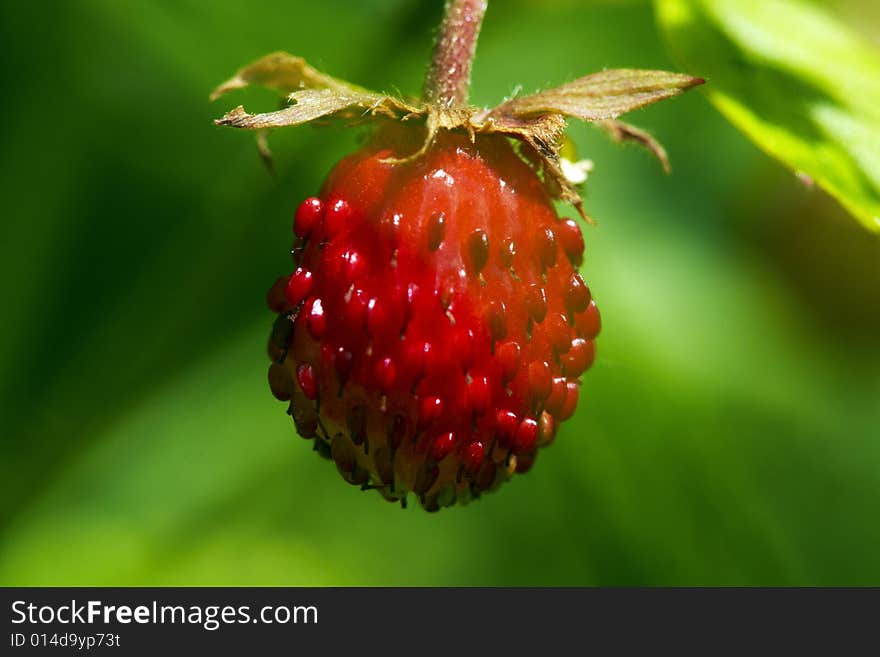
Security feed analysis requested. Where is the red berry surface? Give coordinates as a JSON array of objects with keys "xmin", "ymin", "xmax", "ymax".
[{"xmin": 267, "ymin": 126, "xmax": 599, "ymax": 510}]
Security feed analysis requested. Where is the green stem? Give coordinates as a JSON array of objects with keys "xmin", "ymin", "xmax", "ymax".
[{"xmin": 423, "ymin": 0, "xmax": 488, "ymax": 108}]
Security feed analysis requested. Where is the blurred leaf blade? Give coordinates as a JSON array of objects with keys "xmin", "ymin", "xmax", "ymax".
[{"xmin": 655, "ymin": 0, "xmax": 880, "ymax": 232}]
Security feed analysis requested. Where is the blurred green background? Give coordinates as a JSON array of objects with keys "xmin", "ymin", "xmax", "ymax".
[{"xmin": 1, "ymin": 0, "xmax": 878, "ymax": 586}]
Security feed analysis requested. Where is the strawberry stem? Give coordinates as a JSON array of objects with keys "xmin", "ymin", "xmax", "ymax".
[{"xmin": 423, "ymin": 0, "xmax": 488, "ymax": 108}]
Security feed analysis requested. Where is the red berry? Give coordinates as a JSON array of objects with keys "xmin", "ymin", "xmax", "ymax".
[
  {"xmin": 543, "ymin": 312, "xmax": 572, "ymax": 354},
  {"xmin": 565, "ymin": 273, "xmax": 591, "ymax": 314},
  {"xmin": 467, "ymin": 375, "xmax": 491, "ymax": 414},
  {"xmin": 500, "ymin": 238, "xmax": 516, "ymax": 268},
  {"xmin": 296, "ymin": 363, "xmax": 317, "ymax": 400},
  {"xmin": 324, "ymin": 198, "xmax": 351, "ymax": 237},
  {"xmin": 537, "ymin": 227, "xmax": 557, "ymax": 269},
  {"xmin": 266, "ymin": 276, "xmax": 289, "ymax": 313},
  {"xmin": 285, "ymin": 267, "xmax": 314, "ymax": 306},
  {"xmin": 294, "ymin": 197, "xmax": 323, "ymax": 238},
  {"xmin": 561, "ymin": 338, "xmax": 595, "ymax": 378},
  {"xmin": 576, "ymin": 299, "xmax": 601, "ymax": 340},
  {"xmin": 429, "ymin": 432, "xmax": 456, "ymax": 462},
  {"xmin": 545, "ymin": 377, "xmax": 568, "ymax": 417},
  {"xmin": 418, "ymin": 396, "xmax": 444, "ymax": 430},
  {"xmin": 515, "ymin": 449, "xmax": 537, "ymax": 473},
  {"xmin": 334, "ymin": 347, "xmax": 354, "ymax": 381},
  {"xmin": 513, "ymin": 417, "xmax": 538, "ymax": 453},
  {"xmin": 558, "ymin": 381, "xmax": 580, "ymax": 421},
  {"xmin": 526, "ymin": 284, "xmax": 547, "ymax": 323},
  {"xmin": 495, "ymin": 409, "xmax": 520, "ymax": 447},
  {"xmin": 455, "ymin": 327, "xmax": 476, "ymax": 371},
  {"xmin": 379, "ymin": 212, "xmax": 402, "ymax": 246},
  {"xmin": 342, "ymin": 287, "xmax": 367, "ymax": 328},
  {"xmin": 305, "ymin": 297, "xmax": 327, "ymax": 338},
  {"xmin": 427, "ymin": 212, "xmax": 445, "ymax": 251},
  {"xmin": 467, "ymin": 229, "xmax": 490, "ymax": 274},
  {"xmin": 375, "ymin": 356, "xmax": 396, "ymax": 390},
  {"xmin": 527, "ymin": 360, "xmax": 552, "ymax": 402},
  {"xmin": 486, "ymin": 300, "xmax": 508, "ymax": 342},
  {"xmin": 461, "ymin": 441, "xmax": 485, "ymax": 475},
  {"xmin": 557, "ymin": 218, "xmax": 585, "ymax": 266},
  {"xmin": 496, "ymin": 340, "xmax": 521, "ymax": 381},
  {"xmin": 268, "ymin": 129, "xmax": 598, "ymax": 508}
]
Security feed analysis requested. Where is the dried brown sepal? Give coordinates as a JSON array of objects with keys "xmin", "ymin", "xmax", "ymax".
[
  {"xmin": 472, "ymin": 111, "xmax": 566, "ymax": 152},
  {"xmin": 379, "ymin": 107, "xmax": 471, "ymax": 165},
  {"xmin": 523, "ymin": 134, "xmax": 592, "ymax": 222},
  {"xmin": 461, "ymin": 111, "xmax": 594, "ymax": 217},
  {"xmin": 215, "ymin": 90, "xmax": 421, "ymax": 129},
  {"xmin": 488, "ymin": 69, "xmax": 704, "ymax": 122},
  {"xmin": 597, "ymin": 119, "xmax": 671, "ymax": 173},
  {"xmin": 256, "ymin": 130, "xmax": 275, "ymax": 176}
]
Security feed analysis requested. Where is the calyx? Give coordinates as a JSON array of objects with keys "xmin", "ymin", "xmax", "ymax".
[{"xmin": 212, "ymin": 50, "xmax": 703, "ymax": 219}]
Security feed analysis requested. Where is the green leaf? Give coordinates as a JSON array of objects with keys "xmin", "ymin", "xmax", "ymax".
[{"xmin": 655, "ymin": 0, "xmax": 880, "ymax": 232}]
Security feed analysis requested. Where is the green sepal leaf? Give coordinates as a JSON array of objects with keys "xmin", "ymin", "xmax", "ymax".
[
  {"xmin": 488, "ymin": 69, "xmax": 704, "ymax": 122},
  {"xmin": 215, "ymin": 90, "xmax": 418, "ymax": 130}
]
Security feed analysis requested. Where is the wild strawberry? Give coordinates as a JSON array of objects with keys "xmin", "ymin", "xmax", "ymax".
[
  {"xmin": 213, "ymin": 0, "xmax": 702, "ymax": 509},
  {"xmin": 272, "ymin": 127, "xmax": 594, "ymax": 509}
]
